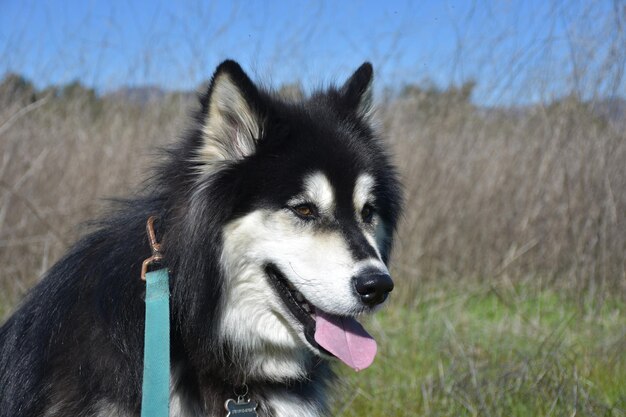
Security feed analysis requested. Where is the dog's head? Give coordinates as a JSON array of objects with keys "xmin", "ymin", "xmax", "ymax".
[{"xmin": 177, "ymin": 61, "xmax": 401, "ymax": 380}]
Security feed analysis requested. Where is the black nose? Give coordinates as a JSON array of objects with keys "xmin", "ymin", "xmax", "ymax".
[{"xmin": 353, "ymin": 273, "xmax": 394, "ymax": 307}]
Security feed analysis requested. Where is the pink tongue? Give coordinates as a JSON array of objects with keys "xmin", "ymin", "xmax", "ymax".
[{"xmin": 313, "ymin": 309, "xmax": 377, "ymax": 371}]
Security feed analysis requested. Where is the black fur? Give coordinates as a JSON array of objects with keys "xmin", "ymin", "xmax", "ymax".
[{"xmin": 0, "ymin": 60, "xmax": 402, "ymax": 416}]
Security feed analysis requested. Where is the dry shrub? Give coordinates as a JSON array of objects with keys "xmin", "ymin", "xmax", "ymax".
[
  {"xmin": 386, "ymin": 90, "xmax": 626, "ymax": 302},
  {"xmin": 0, "ymin": 80, "xmax": 192, "ymax": 312},
  {"xmin": 0, "ymin": 78, "xmax": 624, "ymax": 317}
]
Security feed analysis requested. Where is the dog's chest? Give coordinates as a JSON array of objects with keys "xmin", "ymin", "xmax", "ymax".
[{"xmin": 169, "ymin": 388, "xmax": 324, "ymax": 417}]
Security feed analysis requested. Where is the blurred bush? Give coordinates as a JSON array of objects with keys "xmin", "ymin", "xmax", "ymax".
[{"xmin": 0, "ymin": 75, "xmax": 624, "ymax": 316}]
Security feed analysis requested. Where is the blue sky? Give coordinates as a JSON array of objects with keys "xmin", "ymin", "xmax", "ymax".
[{"xmin": 0, "ymin": 0, "xmax": 623, "ymax": 104}]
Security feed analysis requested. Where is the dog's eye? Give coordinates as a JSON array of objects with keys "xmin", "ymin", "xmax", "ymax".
[
  {"xmin": 292, "ymin": 203, "xmax": 318, "ymax": 219},
  {"xmin": 361, "ymin": 204, "xmax": 375, "ymax": 223}
]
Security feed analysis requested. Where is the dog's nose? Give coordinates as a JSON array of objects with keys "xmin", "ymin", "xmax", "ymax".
[{"xmin": 353, "ymin": 273, "xmax": 394, "ymax": 306}]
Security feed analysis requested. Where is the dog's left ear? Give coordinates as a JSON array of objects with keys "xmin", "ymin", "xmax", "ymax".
[
  {"xmin": 340, "ymin": 62, "xmax": 374, "ymax": 119},
  {"xmin": 198, "ymin": 60, "xmax": 264, "ymax": 162}
]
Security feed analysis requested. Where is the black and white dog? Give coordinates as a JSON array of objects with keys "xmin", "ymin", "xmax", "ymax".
[{"xmin": 0, "ymin": 60, "xmax": 402, "ymax": 416}]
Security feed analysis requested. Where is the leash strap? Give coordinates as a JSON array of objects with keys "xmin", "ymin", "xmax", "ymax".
[{"xmin": 141, "ymin": 268, "xmax": 170, "ymax": 417}]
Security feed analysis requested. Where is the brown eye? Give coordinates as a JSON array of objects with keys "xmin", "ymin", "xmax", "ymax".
[
  {"xmin": 361, "ymin": 204, "xmax": 375, "ymax": 223},
  {"xmin": 292, "ymin": 203, "xmax": 317, "ymax": 219}
]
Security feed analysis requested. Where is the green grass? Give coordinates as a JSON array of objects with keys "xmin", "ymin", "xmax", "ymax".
[
  {"xmin": 2, "ymin": 280, "xmax": 623, "ymax": 416},
  {"xmin": 332, "ymin": 283, "xmax": 626, "ymax": 416}
]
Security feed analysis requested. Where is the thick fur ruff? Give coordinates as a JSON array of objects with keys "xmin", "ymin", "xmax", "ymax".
[{"xmin": 0, "ymin": 60, "xmax": 402, "ymax": 417}]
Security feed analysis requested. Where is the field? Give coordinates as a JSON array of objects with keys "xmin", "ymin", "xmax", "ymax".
[
  {"xmin": 336, "ymin": 281, "xmax": 626, "ymax": 416},
  {"xmin": 1, "ymin": 74, "xmax": 625, "ymax": 415}
]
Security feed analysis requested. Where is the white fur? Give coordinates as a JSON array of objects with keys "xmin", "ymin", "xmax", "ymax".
[
  {"xmin": 353, "ymin": 173, "xmax": 375, "ymax": 213},
  {"xmin": 353, "ymin": 173, "xmax": 387, "ymax": 258},
  {"xmin": 218, "ymin": 171, "xmax": 389, "ymax": 392},
  {"xmin": 361, "ymin": 222, "xmax": 384, "ymax": 259},
  {"xmin": 198, "ymin": 73, "xmax": 261, "ymax": 166},
  {"xmin": 90, "ymin": 400, "xmax": 131, "ymax": 417},
  {"xmin": 354, "ymin": 258, "xmax": 389, "ymax": 276},
  {"xmin": 288, "ymin": 172, "xmax": 335, "ymax": 216},
  {"xmin": 267, "ymin": 391, "xmax": 323, "ymax": 417},
  {"xmin": 220, "ymin": 210, "xmax": 313, "ymax": 381}
]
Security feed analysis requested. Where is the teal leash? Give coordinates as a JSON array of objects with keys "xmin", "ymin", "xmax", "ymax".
[
  {"xmin": 140, "ymin": 217, "xmax": 170, "ymax": 417},
  {"xmin": 141, "ymin": 268, "xmax": 170, "ymax": 417}
]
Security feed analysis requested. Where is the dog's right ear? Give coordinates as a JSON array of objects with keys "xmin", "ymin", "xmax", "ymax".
[{"xmin": 197, "ymin": 60, "xmax": 264, "ymax": 163}]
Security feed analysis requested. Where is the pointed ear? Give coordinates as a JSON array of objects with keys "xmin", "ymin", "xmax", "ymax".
[
  {"xmin": 198, "ymin": 60, "xmax": 263, "ymax": 163},
  {"xmin": 340, "ymin": 62, "xmax": 374, "ymax": 119}
]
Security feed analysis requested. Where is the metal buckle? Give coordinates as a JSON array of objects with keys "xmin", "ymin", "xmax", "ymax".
[{"xmin": 141, "ymin": 216, "xmax": 163, "ymax": 281}]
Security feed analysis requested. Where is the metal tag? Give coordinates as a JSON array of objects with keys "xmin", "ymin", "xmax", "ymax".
[{"xmin": 224, "ymin": 397, "xmax": 258, "ymax": 417}]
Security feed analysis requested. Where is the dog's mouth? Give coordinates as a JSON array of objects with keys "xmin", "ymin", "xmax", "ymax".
[
  {"xmin": 265, "ymin": 265, "xmax": 318, "ymax": 345},
  {"xmin": 265, "ymin": 264, "xmax": 378, "ymax": 371}
]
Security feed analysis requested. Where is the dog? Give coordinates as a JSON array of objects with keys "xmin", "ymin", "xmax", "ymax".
[{"xmin": 0, "ymin": 60, "xmax": 402, "ymax": 417}]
